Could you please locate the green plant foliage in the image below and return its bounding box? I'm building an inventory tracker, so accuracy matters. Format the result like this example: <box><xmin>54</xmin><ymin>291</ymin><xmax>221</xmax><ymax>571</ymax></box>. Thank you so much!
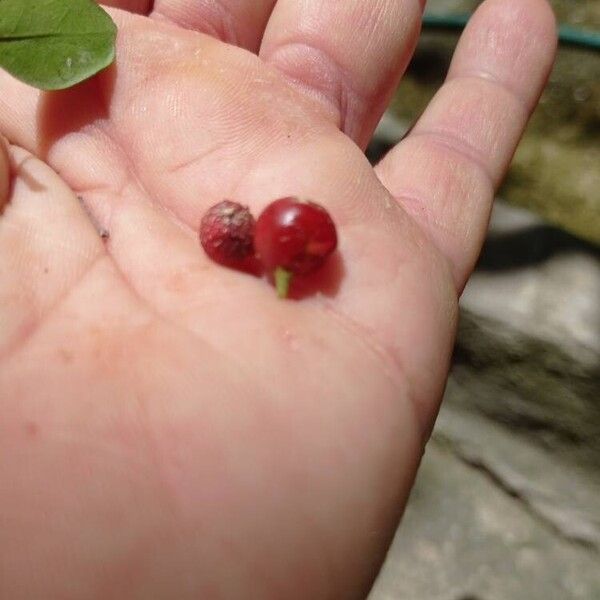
<box><xmin>0</xmin><ymin>0</ymin><xmax>116</xmax><ymax>90</ymax></box>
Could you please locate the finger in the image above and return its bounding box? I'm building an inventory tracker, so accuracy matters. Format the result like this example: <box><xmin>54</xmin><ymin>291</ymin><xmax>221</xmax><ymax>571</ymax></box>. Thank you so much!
<box><xmin>0</xmin><ymin>63</ymin><xmax>39</xmax><ymax>151</ymax></box>
<box><xmin>151</xmin><ymin>0</ymin><xmax>277</xmax><ymax>52</ymax></box>
<box><xmin>260</xmin><ymin>0</ymin><xmax>424</xmax><ymax>148</ymax></box>
<box><xmin>101</xmin><ymin>0</ymin><xmax>152</xmax><ymax>13</ymax></box>
<box><xmin>0</xmin><ymin>137</ymin><xmax>9</xmax><ymax>212</ymax></box>
<box><xmin>0</xmin><ymin>145</ymin><xmax>104</xmax><ymax>360</ymax></box>
<box><xmin>376</xmin><ymin>0</ymin><xmax>557</xmax><ymax>290</ymax></box>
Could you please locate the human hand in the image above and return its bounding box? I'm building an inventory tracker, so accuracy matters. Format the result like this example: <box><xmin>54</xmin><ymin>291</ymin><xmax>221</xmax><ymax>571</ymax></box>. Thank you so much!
<box><xmin>0</xmin><ymin>0</ymin><xmax>556</xmax><ymax>597</ymax></box>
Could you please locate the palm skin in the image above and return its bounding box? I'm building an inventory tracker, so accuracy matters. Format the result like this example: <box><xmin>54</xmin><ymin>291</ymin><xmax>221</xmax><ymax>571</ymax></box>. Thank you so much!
<box><xmin>0</xmin><ymin>2</ymin><xmax>555</xmax><ymax>598</ymax></box>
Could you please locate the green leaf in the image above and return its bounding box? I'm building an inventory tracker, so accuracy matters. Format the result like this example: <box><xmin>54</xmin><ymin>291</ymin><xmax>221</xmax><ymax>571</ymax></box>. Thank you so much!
<box><xmin>0</xmin><ymin>0</ymin><xmax>117</xmax><ymax>90</ymax></box>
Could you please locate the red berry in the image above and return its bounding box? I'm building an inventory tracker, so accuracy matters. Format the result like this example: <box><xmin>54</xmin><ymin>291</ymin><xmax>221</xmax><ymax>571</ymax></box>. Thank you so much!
<box><xmin>254</xmin><ymin>197</ymin><xmax>338</xmax><ymax>297</ymax></box>
<box><xmin>200</xmin><ymin>200</ymin><xmax>255</xmax><ymax>266</ymax></box>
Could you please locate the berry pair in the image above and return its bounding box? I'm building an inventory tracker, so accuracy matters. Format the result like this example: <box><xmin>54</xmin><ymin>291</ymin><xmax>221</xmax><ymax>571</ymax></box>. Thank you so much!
<box><xmin>200</xmin><ymin>197</ymin><xmax>338</xmax><ymax>298</ymax></box>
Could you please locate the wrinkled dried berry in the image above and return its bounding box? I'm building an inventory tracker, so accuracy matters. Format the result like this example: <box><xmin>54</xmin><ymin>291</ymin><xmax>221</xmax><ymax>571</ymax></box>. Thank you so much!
<box><xmin>200</xmin><ymin>200</ymin><xmax>255</xmax><ymax>265</ymax></box>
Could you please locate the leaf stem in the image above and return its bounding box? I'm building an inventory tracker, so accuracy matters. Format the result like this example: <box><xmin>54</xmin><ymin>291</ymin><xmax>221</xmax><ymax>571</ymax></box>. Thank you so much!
<box><xmin>275</xmin><ymin>267</ymin><xmax>292</xmax><ymax>299</ymax></box>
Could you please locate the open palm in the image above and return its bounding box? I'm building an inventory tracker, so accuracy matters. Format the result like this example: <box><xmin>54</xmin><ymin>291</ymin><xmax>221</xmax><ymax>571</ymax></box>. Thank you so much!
<box><xmin>0</xmin><ymin>0</ymin><xmax>555</xmax><ymax>597</ymax></box>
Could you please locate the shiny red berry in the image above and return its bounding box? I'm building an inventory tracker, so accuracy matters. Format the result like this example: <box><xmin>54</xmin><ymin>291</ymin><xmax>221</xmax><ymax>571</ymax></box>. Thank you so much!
<box><xmin>254</xmin><ymin>197</ymin><xmax>338</xmax><ymax>298</ymax></box>
<box><xmin>200</xmin><ymin>200</ymin><xmax>255</xmax><ymax>266</ymax></box>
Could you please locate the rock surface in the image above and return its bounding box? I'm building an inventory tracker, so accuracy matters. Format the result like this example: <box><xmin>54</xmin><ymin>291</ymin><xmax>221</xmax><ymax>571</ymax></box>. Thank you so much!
<box><xmin>370</xmin><ymin>202</ymin><xmax>600</xmax><ymax>600</ymax></box>
<box><xmin>367</xmin><ymin>199</ymin><xmax>600</xmax><ymax>599</ymax></box>
<box><xmin>455</xmin><ymin>201</ymin><xmax>600</xmax><ymax>468</ymax></box>
<box><xmin>369</xmin><ymin>438</ymin><xmax>600</xmax><ymax>600</ymax></box>
<box><xmin>367</xmin><ymin>3</ymin><xmax>599</xmax><ymax>597</ymax></box>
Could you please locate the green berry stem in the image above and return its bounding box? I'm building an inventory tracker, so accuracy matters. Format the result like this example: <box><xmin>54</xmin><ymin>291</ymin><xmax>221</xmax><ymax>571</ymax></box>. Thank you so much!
<box><xmin>275</xmin><ymin>267</ymin><xmax>293</xmax><ymax>299</ymax></box>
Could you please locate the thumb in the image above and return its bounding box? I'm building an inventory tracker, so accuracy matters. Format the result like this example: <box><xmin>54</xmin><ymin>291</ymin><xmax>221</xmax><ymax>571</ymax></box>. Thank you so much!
<box><xmin>0</xmin><ymin>136</ymin><xmax>9</xmax><ymax>212</ymax></box>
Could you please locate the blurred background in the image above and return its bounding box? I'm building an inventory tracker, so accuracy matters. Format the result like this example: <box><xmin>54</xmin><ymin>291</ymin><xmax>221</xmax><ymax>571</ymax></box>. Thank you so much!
<box><xmin>367</xmin><ymin>1</ymin><xmax>600</xmax><ymax>599</ymax></box>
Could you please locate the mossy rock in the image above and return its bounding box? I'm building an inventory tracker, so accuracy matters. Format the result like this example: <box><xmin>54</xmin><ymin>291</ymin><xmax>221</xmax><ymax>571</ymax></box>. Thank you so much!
<box><xmin>389</xmin><ymin>0</ymin><xmax>600</xmax><ymax>244</ymax></box>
